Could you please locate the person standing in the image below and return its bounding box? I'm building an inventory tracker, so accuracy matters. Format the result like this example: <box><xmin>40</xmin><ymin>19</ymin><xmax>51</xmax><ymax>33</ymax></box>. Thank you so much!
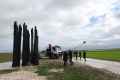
<box><xmin>74</xmin><ymin>50</ymin><xmax>78</xmax><ymax>60</ymax></box>
<box><xmin>78</xmin><ymin>50</ymin><xmax>82</xmax><ymax>60</ymax></box>
<box><xmin>63</xmin><ymin>51</ymin><xmax>68</xmax><ymax>66</ymax></box>
<box><xmin>83</xmin><ymin>51</ymin><xmax>86</xmax><ymax>62</ymax></box>
<box><xmin>48</xmin><ymin>44</ymin><xmax>52</xmax><ymax>59</ymax></box>
<box><xmin>68</xmin><ymin>50</ymin><xmax>73</xmax><ymax>65</ymax></box>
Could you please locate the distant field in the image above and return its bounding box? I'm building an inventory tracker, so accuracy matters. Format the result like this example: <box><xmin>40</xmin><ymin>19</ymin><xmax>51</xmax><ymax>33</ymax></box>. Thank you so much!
<box><xmin>0</xmin><ymin>53</ymin><xmax>12</xmax><ymax>63</ymax></box>
<box><xmin>87</xmin><ymin>49</ymin><xmax>120</xmax><ymax>61</ymax></box>
<box><xmin>0</xmin><ymin>49</ymin><xmax>120</xmax><ymax>63</ymax></box>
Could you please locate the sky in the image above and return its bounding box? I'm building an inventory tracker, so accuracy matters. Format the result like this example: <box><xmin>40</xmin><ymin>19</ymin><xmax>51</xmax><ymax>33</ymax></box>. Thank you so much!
<box><xmin>0</xmin><ymin>0</ymin><xmax>120</xmax><ymax>52</ymax></box>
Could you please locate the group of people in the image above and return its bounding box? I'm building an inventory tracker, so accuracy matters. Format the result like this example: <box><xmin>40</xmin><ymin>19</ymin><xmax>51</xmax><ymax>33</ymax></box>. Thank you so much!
<box><xmin>74</xmin><ymin>50</ymin><xmax>87</xmax><ymax>61</ymax></box>
<box><xmin>63</xmin><ymin>50</ymin><xmax>87</xmax><ymax>66</ymax></box>
<box><xmin>63</xmin><ymin>50</ymin><xmax>73</xmax><ymax>66</ymax></box>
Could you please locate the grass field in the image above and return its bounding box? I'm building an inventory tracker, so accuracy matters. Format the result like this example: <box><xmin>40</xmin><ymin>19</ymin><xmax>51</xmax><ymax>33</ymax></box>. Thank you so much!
<box><xmin>0</xmin><ymin>53</ymin><xmax>12</xmax><ymax>63</ymax></box>
<box><xmin>87</xmin><ymin>49</ymin><xmax>120</xmax><ymax>61</ymax></box>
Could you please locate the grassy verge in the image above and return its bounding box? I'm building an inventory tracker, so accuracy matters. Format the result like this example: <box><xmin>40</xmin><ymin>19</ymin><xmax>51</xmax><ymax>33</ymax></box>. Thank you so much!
<box><xmin>86</xmin><ymin>49</ymin><xmax>120</xmax><ymax>61</ymax></box>
<box><xmin>36</xmin><ymin>59</ymin><xmax>120</xmax><ymax>80</ymax></box>
<box><xmin>0</xmin><ymin>53</ymin><xmax>12</xmax><ymax>63</ymax></box>
<box><xmin>35</xmin><ymin>59</ymin><xmax>63</xmax><ymax>75</ymax></box>
<box><xmin>0</xmin><ymin>69</ymin><xmax>18</xmax><ymax>74</ymax></box>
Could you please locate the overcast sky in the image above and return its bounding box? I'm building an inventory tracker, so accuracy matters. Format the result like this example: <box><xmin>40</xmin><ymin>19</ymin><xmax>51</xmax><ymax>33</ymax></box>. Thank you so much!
<box><xmin>0</xmin><ymin>0</ymin><xmax>120</xmax><ymax>52</ymax></box>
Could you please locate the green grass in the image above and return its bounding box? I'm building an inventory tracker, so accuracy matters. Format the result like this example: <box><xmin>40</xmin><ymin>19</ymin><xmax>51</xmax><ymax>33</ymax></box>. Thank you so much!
<box><xmin>36</xmin><ymin>59</ymin><xmax>120</xmax><ymax>80</ymax></box>
<box><xmin>87</xmin><ymin>49</ymin><xmax>120</xmax><ymax>61</ymax></box>
<box><xmin>35</xmin><ymin>59</ymin><xmax>63</xmax><ymax>75</ymax></box>
<box><xmin>51</xmin><ymin>66</ymin><xmax>119</xmax><ymax>80</ymax></box>
<box><xmin>0</xmin><ymin>53</ymin><xmax>12</xmax><ymax>63</ymax></box>
<box><xmin>35</xmin><ymin>65</ymin><xmax>49</xmax><ymax>75</ymax></box>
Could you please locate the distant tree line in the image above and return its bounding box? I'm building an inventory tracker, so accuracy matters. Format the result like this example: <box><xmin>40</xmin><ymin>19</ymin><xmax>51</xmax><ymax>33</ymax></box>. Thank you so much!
<box><xmin>12</xmin><ymin>21</ymin><xmax>39</xmax><ymax>67</ymax></box>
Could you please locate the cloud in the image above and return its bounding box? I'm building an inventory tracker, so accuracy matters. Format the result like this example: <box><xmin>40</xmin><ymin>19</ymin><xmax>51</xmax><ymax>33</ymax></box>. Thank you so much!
<box><xmin>0</xmin><ymin>0</ymin><xmax>120</xmax><ymax>52</ymax></box>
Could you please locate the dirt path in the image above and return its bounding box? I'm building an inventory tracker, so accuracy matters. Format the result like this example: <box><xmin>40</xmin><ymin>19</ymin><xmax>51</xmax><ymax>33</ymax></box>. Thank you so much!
<box><xmin>73</xmin><ymin>58</ymin><xmax>120</xmax><ymax>74</ymax></box>
<box><xmin>0</xmin><ymin>61</ymin><xmax>12</xmax><ymax>70</ymax></box>
<box><xmin>0</xmin><ymin>70</ymin><xmax>47</xmax><ymax>80</ymax></box>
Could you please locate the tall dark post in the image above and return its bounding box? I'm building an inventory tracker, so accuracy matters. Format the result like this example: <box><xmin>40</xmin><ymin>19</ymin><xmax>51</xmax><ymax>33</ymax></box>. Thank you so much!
<box><xmin>35</xmin><ymin>32</ymin><xmax>39</xmax><ymax>63</ymax></box>
<box><xmin>27</xmin><ymin>28</ymin><xmax>30</xmax><ymax>65</ymax></box>
<box><xmin>22</xmin><ymin>23</ymin><xmax>30</xmax><ymax>66</ymax></box>
<box><xmin>16</xmin><ymin>24</ymin><xmax>22</xmax><ymax>66</ymax></box>
<box><xmin>30</xmin><ymin>28</ymin><xmax>34</xmax><ymax>64</ymax></box>
<box><xmin>22</xmin><ymin>23</ymin><xmax>26</xmax><ymax>66</ymax></box>
<box><xmin>12</xmin><ymin>21</ymin><xmax>18</xmax><ymax>67</ymax></box>
<box><xmin>33</xmin><ymin>26</ymin><xmax>39</xmax><ymax>65</ymax></box>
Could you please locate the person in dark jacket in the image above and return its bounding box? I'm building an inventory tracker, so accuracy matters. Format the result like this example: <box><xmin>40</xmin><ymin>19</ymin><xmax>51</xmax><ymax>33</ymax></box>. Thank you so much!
<box><xmin>78</xmin><ymin>51</ymin><xmax>82</xmax><ymax>60</ymax></box>
<box><xmin>68</xmin><ymin>50</ymin><xmax>73</xmax><ymax>65</ymax></box>
<box><xmin>83</xmin><ymin>51</ymin><xmax>86</xmax><ymax>62</ymax></box>
<box><xmin>74</xmin><ymin>50</ymin><xmax>78</xmax><ymax>60</ymax></box>
<box><xmin>63</xmin><ymin>51</ymin><xmax>68</xmax><ymax>66</ymax></box>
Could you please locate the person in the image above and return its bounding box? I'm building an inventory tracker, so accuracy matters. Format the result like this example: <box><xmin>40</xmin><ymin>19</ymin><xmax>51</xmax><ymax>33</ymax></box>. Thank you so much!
<box><xmin>74</xmin><ymin>50</ymin><xmax>78</xmax><ymax>60</ymax></box>
<box><xmin>78</xmin><ymin>51</ymin><xmax>82</xmax><ymax>60</ymax></box>
<box><xmin>48</xmin><ymin>44</ymin><xmax>52</xmax><ymax>59</ymax></box>
<box><xmin>68</xmin><ymin>50</ymin><xmax>73</xmax><ymax>65</ymax></box>
<box><xmin>63</xmin><ymin>51</ymin><xmax>68</xmax><ymax>66</ymax></box>
<box><xmin>52</xmin><ymin>47</ymin><xmax>58</xmax><ymax>59</ymax></box>
<box><xmin>83</xmin><ymin>51</ymin><xmax>86</xmax><ymax>62</ymax></box>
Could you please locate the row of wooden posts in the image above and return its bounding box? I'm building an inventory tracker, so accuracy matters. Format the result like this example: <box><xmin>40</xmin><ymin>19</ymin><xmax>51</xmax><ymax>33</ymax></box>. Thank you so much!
<box><xmin>12</xmin><ymin>21</ymin><xmax>39</xmax><ymax>67</ymax></box>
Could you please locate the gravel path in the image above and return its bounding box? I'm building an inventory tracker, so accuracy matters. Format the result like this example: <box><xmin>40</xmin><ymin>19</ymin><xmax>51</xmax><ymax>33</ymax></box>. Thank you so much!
<box><xmin>0</xmin><ymin>70</ymin><xmax>47</xmax><ymax>80</ymax></box>
<box><xmin>0</xmin><ymin>61</ymin><xmax>47</xmax><ymax>80</ymax></box>
<box><xmin>73</xmin><ymin>58</ymin><xmax>120</xmax><ymax>74</ymax></box>
<box><xmin>0</xmin><ymin>61</ymin><xmax>12</xmax><ymax>70</ymax></box>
